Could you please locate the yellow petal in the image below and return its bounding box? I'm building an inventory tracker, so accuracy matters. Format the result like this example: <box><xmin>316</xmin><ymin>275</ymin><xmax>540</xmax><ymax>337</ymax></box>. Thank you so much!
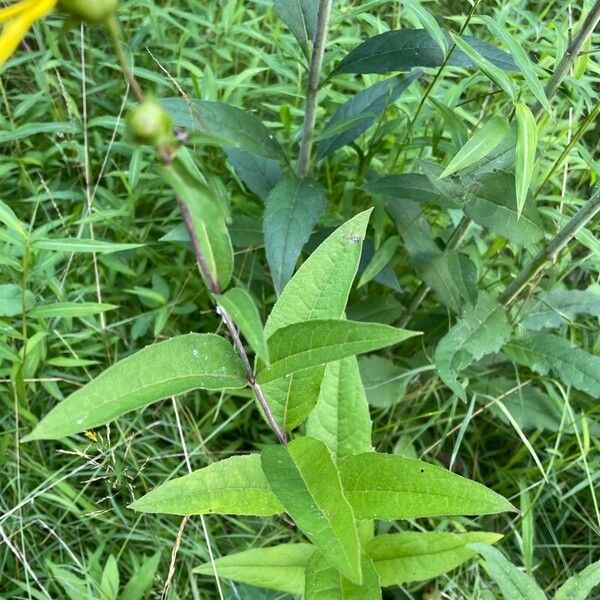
<box><xmin>0</xmin><ymin>0</ymin><xmax>38</xmax><ymax>22</ymax></box>
<box><xmin>0</xmin><ymin>0</ymin><xmax>56</xmax><ymax>66</ymax></box>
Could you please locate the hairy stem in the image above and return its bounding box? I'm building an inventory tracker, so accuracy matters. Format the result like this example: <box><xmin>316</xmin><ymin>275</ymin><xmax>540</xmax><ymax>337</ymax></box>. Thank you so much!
<box><xmin>296</xmin><ymin>0</ymin><xmax>333</xmax><ymax>178</ymax></box>
<box><xmin>499</xmin><ymin>186</ymin><xmax>600</xmax><ymax>307</ymax></box>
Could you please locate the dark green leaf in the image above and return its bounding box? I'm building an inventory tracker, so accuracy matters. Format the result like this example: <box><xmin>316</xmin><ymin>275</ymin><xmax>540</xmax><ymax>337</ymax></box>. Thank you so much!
<box><xmin>273</xmin><ymin>0</ymin><xmax>317</xmax><ymax>47</ymax></box>
<box><xmin>225</xmin><ymin>148</ymin><xmax>283</xmax><ymax>200</ymax></box>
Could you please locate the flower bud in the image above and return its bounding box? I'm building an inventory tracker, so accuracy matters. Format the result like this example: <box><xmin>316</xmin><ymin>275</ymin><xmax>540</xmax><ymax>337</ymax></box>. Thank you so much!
<box><xmin>58</xmin><ymin>0</ymin><xmax>119</xmax><ymax>24</ymax></box>
<box><xmin>126</xmin><ymin>98</ymin><xmax>174</xmax><ymax>146</ymax></box>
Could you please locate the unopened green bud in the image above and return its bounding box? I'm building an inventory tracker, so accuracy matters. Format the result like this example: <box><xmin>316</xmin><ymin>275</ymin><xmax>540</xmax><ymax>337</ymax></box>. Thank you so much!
<box><xmin>58</xmin><ymin>0</ymin><xmax>119</xmax><ymax>24</ymax></box>
<box><xmin>126</xmin><ymin>98</ymin><xmax>174</xmax><ymax>146</ymax></box>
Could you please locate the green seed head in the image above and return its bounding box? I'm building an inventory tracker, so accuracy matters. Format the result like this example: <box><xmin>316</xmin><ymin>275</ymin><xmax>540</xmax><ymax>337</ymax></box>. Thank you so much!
<box><xmin>58</xmin><ymin>0</ymin><xmax>119</xmax><ymax>24</ymax></box>
<box><xmin>126</xmin><ymin>98</ymin><xmax>174</xmax><ymax>146</ymax></box>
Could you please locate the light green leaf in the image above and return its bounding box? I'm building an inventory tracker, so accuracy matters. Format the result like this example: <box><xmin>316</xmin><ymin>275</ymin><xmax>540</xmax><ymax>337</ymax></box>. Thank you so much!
<box><xmin>429</xmin><ymin>98</ymin><xmax>468</xmax><ymax>148</ymax></box>
<box><xmin>434</xmin><ymin>292</ymin><xmax>512</xmax><ymax>401</ymax></box>
<box><xmin>554</xmin><ymin>560</ymin><xmax>600</xmax><ymax>600</ymax></box>
<box><xmin>339</xmin><ymin>452</ymin><xmax>516</xmax><ymax>520</ymax></box>
<box><xmin>129</xmin><ymin>454</ymin><xmax>282</xmax><ymax>516</ymax></box>
<box><xmin>358</xmin><ymin>355</ymin><xmax>408</xmax><ymax>408</ymax></box>
<box><xmin>27</xmin><ymin>302</ymin><xmax>117</xmax><ymax>320</ymax></box>
<box><xmin>439</xmin><ymin>116</ymin><xmax>511</xmax><ymax>179</ymax></box>
<box><xmin>504</xmin><ymin>333</ymin><xmax>600</xmax><ymax>398</ymax></box>
<box><xmin>449</xmin><ymin>33</ymin><xmax>516</xmax><ymax>99</ymax></box>
<box><xmin>261</xmin><ymin>210</ymin><xmax>371</xmax><ymax>430</ymax></box>
<box><xmin>257</xmin><ymin>320</ymin><xmax>419</xmax><ymax>384</ymax></box>
<box><xmin>159</xmin><ymin>154</ymin><xmax>233</xmax><ymax>290</ymax></box>
<box><xmin>469</xmin><ymin>544</ymin><xmax>547</xmax><ymax>600</ymax></box>
<box><xmin>31</xmin><ymin>239</ymin><xmax>142</xmax><ymax>254</ymax></box>
<box><xmin>100</xmin><ymin>555</ymin><xmax>119</xmax><ymax>600</ymax></box>
<box><xmin>121</xmin><ymin>552</ymin><xmax>161</xmax><ymax>600</ymax></box>
<box><xmin>0</xmin><ymin>284</ymin><xmax>34</xmax><ymax>317</ymax></box>
<box><xmin>367</xmin><ymin>531</ymin><xmax>502</xmax><ymax>586</ymax></box>
<box><xmin>306</xmin><ymin>357</ymin><xmax>373</xmax><ymax>461</ymax></box>
<box><xmin>216</xmin><ymin>288</ymin><xmax>269</xmax><ymax>364</ymax></box>
<box><xmin>48</xmin><ymin>563</ymin><xmax>88</xmax><ymax>600</ymax></box>
<box><xmin>0</xmin><ymin>199</ymin><xmax>27</xmax><ymax>238</ymax></box>
<box><xmin>358</xmin><ymin>236</ymin><xmax>400</xmax><ymax>288</ymax></box>
<box><xmin>514</xmin><ymin>103</ymin><xmax>538</xmax><ymax>218</ymax></box>
<box><xmin>480</xmin><ymin>16</ymin><xmax>551</xmax><ymax>113</ymax></box>
<box><xmin>305</xmin><ymin>551</ymin><xmax>381</xmax><ymax>600</ymax></box>
<box><xmin>263</xmin><ymin>174</ymin><xmax>326</xmax><ymax>295</ymax></box>
<box><xmin>194</xmin><ymin>544</ymin><xmax>314</xmax><ymax>594</ymax></box>
<box><xmin>23</xmin><ymin>334</ymin><xmax>246</xmax><ymax>442</ymax></box>
<box><xmin>404</xmin><ymin>0</ymin><xmax>447</xmax><ymax>54</ymax></box>
<box><xmin>261</xmin><ymin>437</ymin><xmax>362</xmax><ymax>584</ymax></box>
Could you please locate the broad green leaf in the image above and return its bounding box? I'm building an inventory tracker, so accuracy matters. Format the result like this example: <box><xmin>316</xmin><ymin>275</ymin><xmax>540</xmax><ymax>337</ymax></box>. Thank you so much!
<box><xmin>317</xmin><ymin>73</ymin><xmax>420</xmax><ymax>159</ymax></box>
<box><xmin>554</xmin><ymin>560</ymin><xmax>600</xmax><ymax>600</ymax></box>
<box><xmin>439</xmin><ymin>116</ymin><xmax>511</xmax><ymax>178</ymax></box>
<box><xmin>333</xmin><ymin>29</ymin><xmax>517</xmax><ymax>75</ymax></box>
<box><xmin>100</xmin><ymin>555</ymin><xmax>119</xmax><ymax>600</ymax></box>
<box><xmin>0</xmin><ymin>284</ymin><xmax>34</xmax><ymax>317</ymax></box>
<box><xmin>358</xmin><ymin>355</ymin><xmax>408</xmax><ymax>408</ymax></box>
<box><xmin>48</xmin><ymin>563</ymin><xmax>89</xmax><ymax>600</ymax></box>
<box><xmin>514</xmin><ymin>103</ymin><xmax>538</xmax><ymax>218</ymax></box>
<box><xmin>194</xmin><ymin>544</ymin><xmax>314</xmax><ymax>594</ymax></box>
<box><xmin>305</xmin><ymin>551</ymin><xmax>381</xmax><ymax>600</ymax></box>
<box><xmin>159</xmin><ymin>155</ymin><xmax>233</xmax><ymax>290</ymax></box>
<box><xmin>129</xmin><ymin>454</ymin><xmax>282</xmax><ymax>516</ymax></box>
<box><xmin>469</xmin><ymin>544</ymin><xmax>547</xmax><ymax>600</ymax></box>
<box><xmin>161</xmin><ymin>99</ymin><xmax>284</xmax><ymax>160</ymax></box>
<box><xmin>257</xmin><ymin>320</ymin><xmax>419</xmax><ymax>383</ymax></box>
<box><xmin>23</xmin><ymin>334</ymin><xmax>246</xmax><ymax>442</ymax></box>
<box><xmin>121</xmin><ymin>552</ymin><xmax>161</xmax><ymax>600</ymax></box>
<box><xmin>358</xmin><ymin>236</ymin><xmax>400</xmax><ymax>288</ymax></box>
<box><xmin>273</xmin><ymin>0</ymin><xmax>317</xmax><ymax>47</ymax></box>
<box><xmin>434</xmin><ymin>292</ymin><xmax>512</xmax><ymax>401</ymax></box>
<box><xmin>504</xmin><ymin>333</ymin><xmax>600</xmax><ymax>398</ymax></box>
<box><xmin>480</xmin><ymin>16</ymin><xmax>551</xmax><ymax>113</ymax></box>
<box><xmin>31</xmin><ymin>239</ymin><xmax>142</xmax><ymax>254</ymax></box>
<box><xmin>339</xmin><ymin>452</ymin><xmax>515</xmax><ymax>520</ymax></box>
<box><xmin>263</xmin><ymin>175</ymin><xmax>326</xmax><ymax>295</ymax></box>
<box><xmin>306</xmin><ymin>357</ymin><xmax>373</xmax><ymax>461</ymax></box>
<box><xmin>386</xmin><ymin>199</ymin><xmax>476</xmax><ymax>312</ymax></box>
<box><xmin>216</xmin><ymin>288</ymin><xmax>269</xmax><ymax>364</ymax></box>
<box><xmin>521</xmin><ymin>288</ymin><xmax>600</xmax><ymax>330</ymax></box>
<box><xmin>225</xmin><ymin>148</ymin><xmax>283</xmax><ymax>201</ymax></box>
<box><xmin>0</xmin><ymin>199</ymin><xmax>27</xmax><ymax>238</ymax></box>
<box><xmin>449</xmin><ymin>33</ymin><xmax>515</xmax><ymax>99</ymax></box>
<box><xmin>404</xmin><ymin>0</ymin><xmax>447</xmax><ymax>54</ymax></box>
<box><xmin>27</xmin><ymin>302</ymin><xmax>117</xmax><ymax>319</ymax></box>
<box><xmin>463</xmin><ymin>170</ymin><xmax>544</xmax><ymax>245</ymax></box>
<box><xmin>367</xmin><ymin>531</ymin><xmax>502</xmax><ymax>586</ymax></box>
<box><xmin>261</xmin><ymin>437</ymin><xmax>362</xmax><ymax>584</ymax></box>
<box><xmin>363</xmin><ymin>173</ymin><xmax>459</xmax><ymax>210</ymax></box>
<box><xmin>261</xmin><ymin>210</ymin><xmax>371</xmax><ymax>430</ymax></box>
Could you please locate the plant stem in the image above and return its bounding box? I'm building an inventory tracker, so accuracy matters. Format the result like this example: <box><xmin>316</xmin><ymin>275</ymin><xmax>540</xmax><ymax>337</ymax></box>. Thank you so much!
<box><xmin>296</xmin><ymin>0</ymin><xmax>333</xmax><ymax>178</ymax></box>
<box><xmin>499</xmin><ymin>186</ymin><xmax>600</xmax><ymax>307</ymax></box>
<box><xmin>106</xmin><ymin>16</ymin><xmax>144</xmax><ymax>103</ymax></box>
<box><xmin>534</xmin><ymin>0</ymin><xmax>600</xmax><ymax>118</ymax></box>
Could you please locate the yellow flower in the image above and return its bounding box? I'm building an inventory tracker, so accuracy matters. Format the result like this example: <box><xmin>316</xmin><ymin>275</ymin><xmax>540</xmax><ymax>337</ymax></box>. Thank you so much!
<box><xmin>0</xmin><ymin>0</ymin><xmax>57</xmax><ymax>66</ymax></box>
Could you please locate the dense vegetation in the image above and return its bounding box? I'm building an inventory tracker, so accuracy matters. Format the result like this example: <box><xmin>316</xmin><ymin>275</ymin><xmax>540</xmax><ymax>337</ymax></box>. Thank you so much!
<box><xmin>2</xmin><ymin>0</ymin><xmax>600</xmax><ymax>598</ymax></box>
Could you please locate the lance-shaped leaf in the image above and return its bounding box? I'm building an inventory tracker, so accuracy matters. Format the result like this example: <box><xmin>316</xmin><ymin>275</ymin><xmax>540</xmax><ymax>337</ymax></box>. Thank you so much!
<box><xmin>439</xmin><ymin>116</ymin><xmax>511</xmax><ymax>178</ymax></box>
<box><xmin>404</xmin><ymin>0</ymin><xmax>447</xmax><ymax>54</ymax></box>
<box><xmin>129</xmin><ymin>454</ymin><xmax>282</xmax><ymax>516</ymax></box>
<box><xmin>358</xmin><ymin>236</ymin><xmax>400</xmax><ymax>288</ymax></box>
<box><xmin>554</xmin><ymin>560</ymin><xmax>600</xmax><ymax>600</ymax></box>
<box><xmin>273</xmin><ymin>0</ymin><xmax>317</xmax><ymax>48</ymax></box>
<box><xmin>306</xmin><ymin>357</ymin><xmax>372</xmax><ymax>461</ymax></box>
<box><xmin>367</xmin><ymin>531</ymin><xmax>502</xmax><ymax>586</ymax></box>
<box><xmin>469</xmin><ymin>544</ymin><xmax>547</xmax><ymax>600</ymax></box>
<box><xmin>121</xmin><ymin>552</ymin><xmax>161</xmax><ymax>600</ymax></box>
<box><xmin>194</xmin><ymin>544</ymin><xmax>314</xmax><ymax>595</ymax></box>
<box><xmin>305</xmin><ymin>551</ymin><xmax>381</xmax><ymax>600</ymax></box>
<box><xmin>27</xmin><ymin>302</ymin><xmax>117</xmax><ymax>320</ymax></box>
<box><xmin>434</xmin><ymin>292</ymin><xmax>512</xmax><ymax>401</ymax></box>
<box><xmin>317</xmin><ymin>73</ymin><xmax>420</xmax><ymax>159</ymax></box>
<box><xmin>504</xmin><ymin>333</ymin><xmax>600</xmax><ymax>398</ymax></box>
<box><xmin>160</xmin><ymin>155</ymin><xmax>233</xmax><ymax>290</ymax></box>
<box><xmin>339</xmin><ymin>453</ymin><xmax>515</xmax><ymax>520</ymax></box>
<box><xmin>216</xmin><ymin>288</ymin><xmax>269</xmax><ymax>364</ymax></box>
<box><xmin>31</xmin><ymin>239</ymin><xmax>142</xmax><ymax>254</ymax></box>
<box><xmin>23</xmin><ymin>334</ymin><xmax>246</xmax><ymax>442</ymax></box>
<box><xmin>261</xmin><ymin>210</ymin><xmax>371</xmax><ymax>430</ymax></box>
<box><xmin>225</xmin><ymin>148</ymin><xmax>283</xmax><ymax>201</ymax></box>
<box><xmin>261</xmin><ymin>437</ymin><xmax>362</xmax><ymax>584</ymax></box>
<box><xmin>257</xmin><ymin>320</ymin><xmax>419</xmax><ymax>383</ymax></box>
<box><xmin>514</xmin><ymin>102</ymin><xmax>538</xmax><ymax>218</ymax></box>
<box><xmin>161</xmin><ymin>99</ymin><xmax>284</xmax><ymax>160</ymax></box>
<box><xmin>263</xmin><ymin>175</ymin><xmax>326</xmax><ymax>295</ymax></box>
<box><xmin>333</xmin><ymin>29</ymin><xmax>517</xmax><ymax>75</ymax></box>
